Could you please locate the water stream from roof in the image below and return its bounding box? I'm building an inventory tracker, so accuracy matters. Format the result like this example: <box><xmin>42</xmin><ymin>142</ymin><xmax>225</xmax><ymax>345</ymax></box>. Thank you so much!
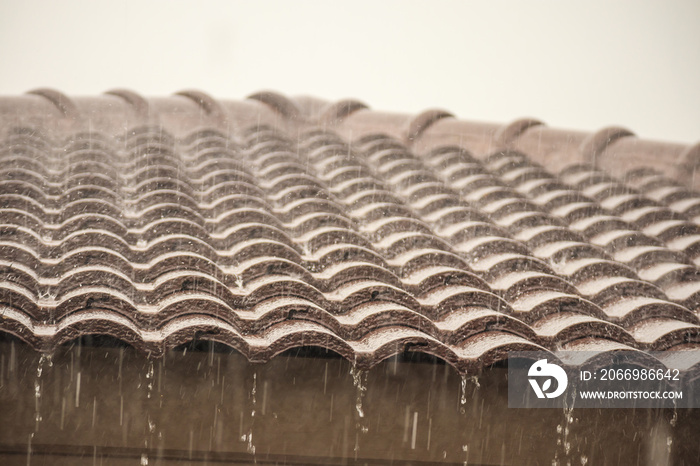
<box><xmin>240</xmin><ymin>370</ymin><xmax>257</xmax><ymax>458</ymax></box>
<box><xmin>141</xmin><ymin>358</ymin><xmax>156</xmax><ymax>466</ymax></box>
<box><xmin>350</xmin><ymin>363</ymin><xmax>368</xmax><ymax>458</ymax></box>
<box><xmin>459</xmin><ymin>374</ymin><xmax>468</xmax><ymax>415</ymax></box>
<box><xmin>554</xmin><ymin>391</ymin><xmax>576</xmax><ymax>465</ymax></box>
<box><xmin>34</xmin><ymin>353</ymin><xmax>52</xmax><ymax>432</ymax></box>
<box><xmin>459</xmin><ymin>373</ymin><xmax>480</xmax><ymax>415</ymax></box>
<box><xmin>458</xmin><ymin>372</ymin><xmax>481</xmax><ymax>463</ymax></box>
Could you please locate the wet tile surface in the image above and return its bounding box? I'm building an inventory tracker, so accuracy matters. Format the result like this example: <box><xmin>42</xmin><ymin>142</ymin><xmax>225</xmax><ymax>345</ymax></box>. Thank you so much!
<box><xmin>1</xmin><ymin>91</ymin><xmax>700</xmax><ymax>373</ymax></box>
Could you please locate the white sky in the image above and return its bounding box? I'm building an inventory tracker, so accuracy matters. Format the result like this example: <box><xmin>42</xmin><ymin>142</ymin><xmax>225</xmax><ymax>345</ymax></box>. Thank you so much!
<box><xmin>0</xmin><ymin>0</ymin><xmax>698</xmax><ymax>143</ymax></box>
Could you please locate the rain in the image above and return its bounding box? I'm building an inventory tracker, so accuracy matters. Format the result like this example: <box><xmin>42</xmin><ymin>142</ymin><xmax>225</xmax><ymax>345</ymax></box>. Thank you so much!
<box><xmin>1</xmin><ymin>2</ymin><xmax>700</xmax><ymax>465</ymax></box>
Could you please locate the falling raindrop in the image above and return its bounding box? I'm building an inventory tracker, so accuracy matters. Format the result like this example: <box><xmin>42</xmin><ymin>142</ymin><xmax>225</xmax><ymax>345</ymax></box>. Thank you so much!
<box><xmin>261</xmin><ymin>380</ymin><xmax>268</xmax><ymax>416</ymax></box>
<box><xmin>669</xmin><ymin>407</ymin><xmax>678</xmax><ymax>427</ymax></box>
<box><xmin>9</xmin><ymin>340</ymin><xmax>15</xmax><ymax>373</ymax></box>
<box><xmin>410</xmin><ymin>411</ymin><xmax>418</xmax><ymax>450</ymax></box>
<box><xmin>92</xmin><ymin>397</ymin><xmax>97</xmax><ymax>428</ymax></box>
<box><xmin>426</xmin><ymin>417</ymin><xmax>432</xmax><ymax>451</ymax></box>
<box><xmin>323</xmin><ymin>362</ymin><xmax>328</xmax><ymax>395</ymax></box>
<box><xmin>75</xmin><ymin>371</ymin><xmax>81</xmax><ymax>407</ymax></box>
<box><xmin>118</xmin><ymin>347</ymin><xmax>124</xmax><ymax>389</ymax></box>
<box><xmin>27</xmin><ymin>433</ymin><xmax>33</xmax><ymax>466</ymax></box>
<box><xmin>60</xmin><ymin>398</ymin><xmax>65</xmax><ymax>430</ymax></box>
<box><xmin>459</xmin><ymin>374</ymin><xmax>468</xmax><ymax>414</ymax></box>
<box><xmin>146</xmin><ymin>360</ymin><xmax>154</xmax><ymax>399</ymax></box>
<box><xmin>402</xmin><ymin>406</ymin><xmax>410</xmax><ymax>444</ymax></box>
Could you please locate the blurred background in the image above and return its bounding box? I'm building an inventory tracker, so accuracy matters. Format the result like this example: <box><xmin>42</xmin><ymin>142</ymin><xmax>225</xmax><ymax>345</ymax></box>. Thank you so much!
<box><xmin>0</xmin><ymin>0</ymin><xmax>698</xmax><ymax>142</ymax></box>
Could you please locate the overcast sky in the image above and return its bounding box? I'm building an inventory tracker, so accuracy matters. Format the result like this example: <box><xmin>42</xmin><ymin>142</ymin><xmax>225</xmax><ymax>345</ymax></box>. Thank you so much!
<box><xmin>0</xmin><ymin>0</ymin><xmax>698</xmax><ymax>143</ymax></box>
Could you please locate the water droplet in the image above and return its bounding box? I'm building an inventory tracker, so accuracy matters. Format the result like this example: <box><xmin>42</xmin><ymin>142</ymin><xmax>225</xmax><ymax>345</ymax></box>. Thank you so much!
<box><xmin>146</xmin><ymin>360</ymin><xmax>154</xmax><ymax>399</ymax></box>
<box><xmin>469</xmin><ymin>375</ymin><xmax>480</xmax><ymax>389</ymax></box>
<box><xmin>246</xmin><ymin>433</ymin><xmax>255</xmax><ymax>454</ymax></box>
<box><xmin>140</xmin><ymin>453</ymin><xmax>148</xmax><ymax>465</ymax></box>
<box><xmin>462</xmin><ymin>444</ymin><xmax>469</xmax><ymax>465</ymax></box>
<box><xmin>36</xmin><ymin>354</ymin><xmax>51</xmax><ymax>378</ymax></box>
<box><xmin>670</xmin><ymin>409</ymin><xmax>678</xmax><ymax>427</ymax></box>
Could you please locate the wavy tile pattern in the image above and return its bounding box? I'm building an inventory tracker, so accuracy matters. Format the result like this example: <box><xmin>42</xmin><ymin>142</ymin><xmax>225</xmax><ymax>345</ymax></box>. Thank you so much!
<box><xmin>1</xmin><ymin>94</ymin><xmax>699</xmax><ymax>372</ymax></box>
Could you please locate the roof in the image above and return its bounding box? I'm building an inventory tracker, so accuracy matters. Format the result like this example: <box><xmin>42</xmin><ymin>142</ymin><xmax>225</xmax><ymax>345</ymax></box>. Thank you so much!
<box><xmin>1</xmin><ymin>88</ymin><xmax>700</xmax><ymax>373</ymax></box>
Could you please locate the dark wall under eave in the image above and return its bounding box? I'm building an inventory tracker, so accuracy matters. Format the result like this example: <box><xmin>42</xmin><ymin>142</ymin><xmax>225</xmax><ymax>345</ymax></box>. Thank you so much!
<box><xmin>0</xmin><ymin>341</ymin><xmax>696</xmax><ymax>465</ymax></box>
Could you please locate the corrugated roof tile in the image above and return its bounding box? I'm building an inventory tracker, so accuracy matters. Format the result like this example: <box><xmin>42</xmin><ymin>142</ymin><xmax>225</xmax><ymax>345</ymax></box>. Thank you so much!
<box><xmin>0</xmin><ymin>89</ymin><xmax>699</xmax><ymax>372</ymax></box>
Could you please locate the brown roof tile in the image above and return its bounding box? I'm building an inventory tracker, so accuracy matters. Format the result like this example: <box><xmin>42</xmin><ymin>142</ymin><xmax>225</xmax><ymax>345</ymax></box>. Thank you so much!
<box><xmin>0</xmin><ymin>89</ymin><xmax>699</xmax><ymax>372</ymax></box>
